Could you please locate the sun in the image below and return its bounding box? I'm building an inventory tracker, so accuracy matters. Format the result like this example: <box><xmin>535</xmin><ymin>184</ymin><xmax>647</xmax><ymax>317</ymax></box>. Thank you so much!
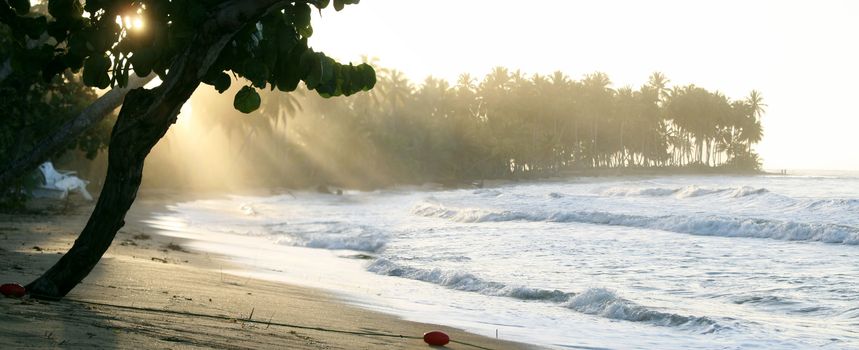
<box><xmin>115</xmin><ymin>14</ymin><xmax>145</xmax><ymax>32</ymax></box>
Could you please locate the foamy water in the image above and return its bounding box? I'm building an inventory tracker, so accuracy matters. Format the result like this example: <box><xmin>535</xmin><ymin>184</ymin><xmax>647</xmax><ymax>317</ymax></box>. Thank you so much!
<box><xmin>147</xmin><ymin>174</ymin><xmax>859</xmax><ymax>349</ymax></box>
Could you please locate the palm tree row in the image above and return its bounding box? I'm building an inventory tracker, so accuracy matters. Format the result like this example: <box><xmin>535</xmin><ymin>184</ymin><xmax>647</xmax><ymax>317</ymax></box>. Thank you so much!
<box><xmin>157</xmin><ymin>63</ymin><xmax>766</xmax><ymax>189</ymax></box>
<box><xmin>278</xmin><ymin>65</ymin><xmax>764</xmax><ymax>184</ymax></box>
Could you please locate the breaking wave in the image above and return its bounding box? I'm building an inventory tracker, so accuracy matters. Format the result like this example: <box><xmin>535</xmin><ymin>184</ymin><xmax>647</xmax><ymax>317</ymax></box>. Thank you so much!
<box><xmin>600</xmin><ymin>185</ymin><xmax>769</xmax><ymax>199</ymax></box>
<box><xmin>800</xmin><ymin>198</ymin><xmax>859</xmax><ymax>211</ymax></box>
<box><xmin>368</xmin><ymin>258</ymin><xmax>718</xmax><ymax>331</ymax></box>
<box><xmin>566</xmin><ymin>288</ymin><xmax>720</xmax><ymax>331</ymax></box>
<box><xmin>368</xmin><ymin>258</ymin><xmax>572</xmax><ymax>301</ymax></box>
<box><xmin>412</xmin><ymin>202</ymin><xmax>859</xmax><ymax>245</ymax></box>
<box><xmin>268</xmin><ymin>222</ymin><xmax>388</xmax><ymax>252</ymax></box>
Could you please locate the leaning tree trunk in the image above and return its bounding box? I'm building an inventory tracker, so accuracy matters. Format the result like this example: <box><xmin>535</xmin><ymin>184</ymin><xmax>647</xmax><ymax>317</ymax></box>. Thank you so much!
<box><xmin>25</xmin><ymin>0</ymin><xmax>288</xmax><ymax>300</ymax></box>
<box><xmin>25</xmin><ymin>86</ymin><xmax>187</xmax><ymax>299</ymax></box>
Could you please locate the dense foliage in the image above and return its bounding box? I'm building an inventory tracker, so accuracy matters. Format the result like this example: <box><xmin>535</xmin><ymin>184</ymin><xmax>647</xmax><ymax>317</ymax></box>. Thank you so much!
<box><xmin>187</xmin><ymin>66</ymin><xmax>765</xmax><ymax>188</ymax></box>
<box><xmin>0</xmin><ymin>0</ymin><xmax>373</xmax><ymax>113</ymax></box>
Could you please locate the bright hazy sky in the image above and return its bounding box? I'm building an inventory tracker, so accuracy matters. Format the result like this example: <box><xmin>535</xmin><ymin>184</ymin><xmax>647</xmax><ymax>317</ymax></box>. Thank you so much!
<box><xmin>310</xmin><ymin>0</ymin><xmax>859</xmax><ymax>171</ymax></box>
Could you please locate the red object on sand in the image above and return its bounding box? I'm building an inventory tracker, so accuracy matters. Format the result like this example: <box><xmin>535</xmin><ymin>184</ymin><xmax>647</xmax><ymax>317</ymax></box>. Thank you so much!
<box><xmin>423</xmin><ymin>330</ymin><xmax>450</xmax><ymax>346</ymax></box>
<box><xmin>0</xmin><ymin>283</ymin><xmax>26</xmax><ymax>298</ymax></box>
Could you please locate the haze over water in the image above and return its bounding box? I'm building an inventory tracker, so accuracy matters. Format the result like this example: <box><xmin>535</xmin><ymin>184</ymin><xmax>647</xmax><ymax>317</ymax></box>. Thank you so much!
<box><xmin>149</xmin><ymin>173</ymin><xmax>859</xmax><ymax>349</ymax></box>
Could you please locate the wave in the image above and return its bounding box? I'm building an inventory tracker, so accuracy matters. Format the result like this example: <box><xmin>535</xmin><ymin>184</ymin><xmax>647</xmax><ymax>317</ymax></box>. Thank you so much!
<box><xmin>566</xmin><ymin>288</ymin><xmax>719</xmax><ymax>330</ymax></box>
<box><xmin>600</xmin><ymin>185</ymin><xmax>769</xmax><ymax>199</ymax></box>
<box><xmin>412</xmin><ymin>202</ymin><xmax>859</xmax><ymax>245</ymax></box>
<box><xmin>727</xmin><ymin>186</ymin><xmax>769</xmax><ymax>198</ymax></box>
<box><xmin>269</xmin><ymin>222</ymin><xmax>387</xmax><ymax>252</ymax></box>
<box><xmin>800</xmin><ymin>198</ymin><xmax>859</xmax><ymax>211</ymax></box>
<box><xmin>368</xmin><ymin>258</ymin><xmax>572</xmax><ymax>302</ymax></box>
<box><xmin>473</xmin><ymin>189</ymin><xmax>503</xmax><ymax>197</ymax></box>
<box><xmin>368</xmin><ymin>258</ymin><xmax>718</xmax><ymax>330</ymax></box>
<box><xmin>601</xmin><ymin>187</ymin><xmax>679</xmax><ymax>197</ymax></box>
<box><xmin>239</xmin><ymin>204</ymin><xmax>257</xmax><ymax>216</ymax></box>
<box><xmin>730</xmin><ymin>295</ymin><xmax>799</xmax><ymax>306</ymax></box>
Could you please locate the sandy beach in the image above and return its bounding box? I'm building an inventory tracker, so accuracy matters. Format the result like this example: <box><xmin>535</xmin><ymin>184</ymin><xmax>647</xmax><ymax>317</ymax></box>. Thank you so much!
<box><xmin>0</xmin><ymin>195</ymin><xmax>537</xmax><ymax>350</ymax></box>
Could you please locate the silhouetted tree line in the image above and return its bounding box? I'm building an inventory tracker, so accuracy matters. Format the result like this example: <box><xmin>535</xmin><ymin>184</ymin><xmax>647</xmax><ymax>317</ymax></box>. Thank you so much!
<box><xmin>224</xmin><ymin>64</ymin><xmax>765</xmax><ymax>187</ymax></box>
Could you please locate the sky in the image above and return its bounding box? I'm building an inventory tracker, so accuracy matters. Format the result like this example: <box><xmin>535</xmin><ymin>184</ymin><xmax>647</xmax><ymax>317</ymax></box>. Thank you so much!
<box><xmin>309</xmin><ymin>0</ymin><xmax>859</xmax><ymax>171</ymax></box>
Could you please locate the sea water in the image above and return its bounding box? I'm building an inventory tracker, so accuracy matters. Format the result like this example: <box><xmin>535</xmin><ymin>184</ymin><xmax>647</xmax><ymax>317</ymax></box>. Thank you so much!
<box><xmin>146</xmin><ymin>173</ymin><xmax>859</xmax><ymax>349</ymax></box>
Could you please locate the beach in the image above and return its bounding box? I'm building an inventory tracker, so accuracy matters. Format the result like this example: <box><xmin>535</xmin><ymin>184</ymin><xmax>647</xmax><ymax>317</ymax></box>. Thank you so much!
<box><xmin>0</xmin><ymin>195</ymin><xmax>535</xmax><ymax>350</ymax></box>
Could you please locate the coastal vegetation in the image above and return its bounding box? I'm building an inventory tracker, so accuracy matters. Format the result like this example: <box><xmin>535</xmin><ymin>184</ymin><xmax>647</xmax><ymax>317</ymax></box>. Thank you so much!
<box><xmin>182</xmin><ymin>65</ymin><xmax>766</xmax><ymax>189</ymax></box>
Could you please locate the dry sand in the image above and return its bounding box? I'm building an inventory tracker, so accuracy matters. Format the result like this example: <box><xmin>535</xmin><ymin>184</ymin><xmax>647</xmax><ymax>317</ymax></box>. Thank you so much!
<box><xmin>0</xmin><ymin>195</ymin><xmax>539</xmax><ymax>349</ymax></box>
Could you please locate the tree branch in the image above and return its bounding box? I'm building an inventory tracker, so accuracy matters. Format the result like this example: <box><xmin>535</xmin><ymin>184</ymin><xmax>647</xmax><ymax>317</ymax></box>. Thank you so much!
<box><xmin>0</xmin><ymin>74</ymin><xmax>154</xmax><ymax>189</ymax></box>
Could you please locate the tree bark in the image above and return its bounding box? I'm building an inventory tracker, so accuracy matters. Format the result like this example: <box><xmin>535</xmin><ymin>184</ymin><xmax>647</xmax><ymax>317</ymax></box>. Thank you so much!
<box><xmin>0</xmin><ymin>74</ymin><xmax>153</xmax><ymax>190</ymax></box>
<box><xmin>25</xmin><ymin>0</ymin><xmax>290</xmax><ymax>300</ymax></box>
<box><xmin>25</xmin><ymin>86</ymin><xmax>179</xmax><ymax>299</ymax></box>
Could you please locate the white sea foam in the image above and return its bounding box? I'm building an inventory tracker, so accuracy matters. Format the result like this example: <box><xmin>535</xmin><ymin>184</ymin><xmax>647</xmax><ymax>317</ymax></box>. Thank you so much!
<box><xmin>412</xmin><ymin>202</ymin><xmax>859</xmax><ymax>244</ymax></box>
<box><xmin>473</xmin><ymin>189</ymin><xmax>503</xmax><ymax>197</ymax></box>
<box><xmin>368</xmin><ymin>258</ymin><xmax>571</xmax><ymax>301</ymax></box>
<box><xmin>600</xmin><ymin>185</ymin><xmax>769</xmax><ymax>199</ymax></box>
<box><xmin>601</xmin><ymin>187</ymin><xmax>679</xmax><ymax>197</ymax></box>
<box><xmin>801</xmin><ymin>198</ymin><xmax>859</xmax><ymax>211</ymax></box>
<box><xmin>368</xmin><ymin>258</ymin><xmax>718</xmax><ymax>330</ymax></box>
<box><xmin>269</xmin><ymin>222</ymin><xmax>388</xmax><ymax>252</ymax></box>
<box><xmin>565</xmin><ymin>289</ymin><xmax>721</xmax><ymax>332</ymax></box>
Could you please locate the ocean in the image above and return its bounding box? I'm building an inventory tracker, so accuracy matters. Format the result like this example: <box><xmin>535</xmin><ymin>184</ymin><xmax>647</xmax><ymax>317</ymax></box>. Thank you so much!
<box><xmin>146</xmin><ymin>173</ymin><xmax>859</xmax><ymax>349</ymax></box>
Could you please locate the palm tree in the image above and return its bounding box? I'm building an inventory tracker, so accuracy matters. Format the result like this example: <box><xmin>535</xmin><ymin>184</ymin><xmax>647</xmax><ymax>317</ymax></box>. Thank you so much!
<box><xmin>382</xmin><ymin>69</ymin><xmax>412</xmax><ymax>112</ymax></box>
<box><xmin>581</xmin><ymin>72</ymin><xmax>613</xmax><ymax>167</ymax></box>
<box><xmin>456</xmin><ymin>73</ymin><xmax>476</xmax><ymax>92</ymax></box>
<box><xmin>746</xmin><ymin>90</ymin><xmax>766</xmax><ymax>121</ymax></box>
<box><xmin>646</xmin><ymin>71</ymin><xmax>670</xmax><ymax>106</ymax></box>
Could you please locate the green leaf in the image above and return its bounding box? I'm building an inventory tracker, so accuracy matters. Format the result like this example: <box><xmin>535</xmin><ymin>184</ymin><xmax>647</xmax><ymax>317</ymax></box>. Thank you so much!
<box><xmin>212</xmin><ymin>72</ymin><xmax>231</xmax><ymax>93</ymax></box>
<box><xmin>115</xmin><ymin>66</ymin><xmax>129</xmax><ymax>87</ymax></box>
<box><xmin>82</xmin><ymin>54</ymin><xmax>111</xmax><ymax>89</ymax></box>
<box><xmin>46</xmin><ymin>21</ymin><xmax>68</xmax><ymax>42</ymax></box>
<box><xmin>83</xmin><ymin>0</ymin><xmax>105</xmax><ymax>14</ymax></box>
<box><xmin>43</xmin><ymin>58</ymin><xmax>67</xmax><ymax>81</ymax></box>
<box><xmin>242</xmin><ymin>59</ymin><xmax>270</xmax><ymax>88</ymax></box>
<box><xmin>312</xmin><ymin>0</ymin><xmax>330</xmax><ymax>10</ymax></box>
<box><xmin>11</xmin><ymin>0</ymin><xmax>30</xmax><ymax>15</ymax></box>
<box><xmin>129</xmin><ymin>48</ymin><xmax>155</xmax><ymax>77</ymax></box>
<box><xmin>319</xmin><ymin>56</ymin><xmax>335</xmax><ymax>85</ymax></box>
<box><xmin>333</xmin><ymin>0</ymin><xmax>345</xmax><ymax>11</ymax></box>
<box><xmin>277</xmin><ymin>26</ymin><xmax>299</xmax><ymax>56</ymax></box>
<box><xmin>297</xmin><ymin>23</ymin><xmax>313</xmax><ymax>38</ymax></box>
<box><xmin>334</xmin><ymin>0</ymin><xmax>359</xmax><ymax>11</ymax></box>
<box><xmin>275</xmin><ymin>48</ymin><xmax>303</xmax><ymax>92</ymax></box>
<box><xmin>234</xmin><ymin>86</ymin><xmax>261</xmax><ymax>114</ymax></box>
<box><xmin>21</xmin><ymin>17</ymin><xmax>47</xmax><ymax>39</ymax></box>
<box><xmin>358</xmin><ymin>63</ymin><xmax>376</xmax><ymax>91</ymax></box>
<box><xmin>293</xmin><ymin>3</ymin><xmax>312</xmax><ymax>29</ymax></box>
<box><xmin>62</xmin><ymin>52</ymin><xmax>85</xmax><ymax>72</ymax></box>
<box><xmin>302</xmin><ymin>52</ymin><xmax>322</xmax><ymax>89</ymax></box>
<box><xmin>67</xmin><ymin>33</ymin><xmax>93</xmax><ymax>58</ymax></box>
<box><xmin>48</xmin><ymin>0</ymin><xmax>83</xmax><ymax>21</ymax></box>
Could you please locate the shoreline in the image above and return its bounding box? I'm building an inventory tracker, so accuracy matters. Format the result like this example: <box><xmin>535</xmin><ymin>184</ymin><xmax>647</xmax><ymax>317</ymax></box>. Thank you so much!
<box><xmin>0</xmin><ymin>195</ymin><xmax>538</xmax><ymax>350</ymax></box>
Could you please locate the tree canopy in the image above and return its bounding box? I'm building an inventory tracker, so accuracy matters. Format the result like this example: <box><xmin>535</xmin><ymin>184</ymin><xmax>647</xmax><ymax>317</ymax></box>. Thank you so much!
<box><xmin>1</xmin><ymin>0</ymin><xmax>374</xmax><ymax>111</ymax></box>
